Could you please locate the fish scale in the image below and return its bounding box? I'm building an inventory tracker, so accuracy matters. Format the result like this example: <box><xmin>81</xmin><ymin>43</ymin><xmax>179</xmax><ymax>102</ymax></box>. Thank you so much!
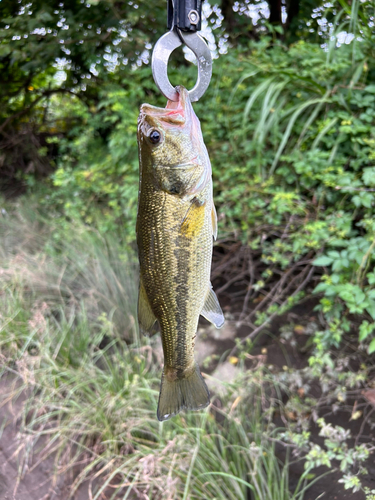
<box><xmin>137</xmin><ymin>86</ymin><xmax>224</xmax><ymax>421</ymax></box>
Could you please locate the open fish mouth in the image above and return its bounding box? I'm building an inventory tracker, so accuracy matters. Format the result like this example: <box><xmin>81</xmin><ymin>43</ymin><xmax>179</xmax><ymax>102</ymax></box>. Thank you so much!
<box><xmin>139</xmin><ymin>86</ymin><xmax>193</xmax><ymax>127</ymax></box>
<box><xmin>138</xmin><ymin>86</ymin><xmax>202</xmax><ymax>146</ymax></box>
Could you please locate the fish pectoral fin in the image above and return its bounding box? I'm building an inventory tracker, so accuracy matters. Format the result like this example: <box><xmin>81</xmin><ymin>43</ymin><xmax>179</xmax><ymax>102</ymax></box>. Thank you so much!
<box><xmin>201</xmin><ymin>284</ymin><xmax>225</xmax><ymax>329</ymax></box>
<box><xmin>157</xmin><ymin>363</ymin><xmax>210</xmax><ymax>421</ymax></box>
<box><xmin>180</xmin><ymin>198</ymin><xmax>206</xmax><ymax>237</ymax></box>
<box><xmin>138</xmin><ymin>279</ymin><xmax>157</xmax><ymax>335</ymax></box>
<box><xmin>211</xmin><ymin>203</ymin><xmax>218</xmax><ymax>240</ymax></box>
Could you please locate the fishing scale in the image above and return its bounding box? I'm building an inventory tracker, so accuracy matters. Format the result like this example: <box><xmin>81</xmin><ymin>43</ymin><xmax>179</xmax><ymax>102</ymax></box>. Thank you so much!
<box><xmin>151</xmin><ymin>0</ymin><xmax>212</xmax><ymax>102</ymax></box>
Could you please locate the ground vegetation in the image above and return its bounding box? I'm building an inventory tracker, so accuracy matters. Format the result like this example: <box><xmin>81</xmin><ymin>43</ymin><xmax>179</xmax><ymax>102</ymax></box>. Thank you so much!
<box><xmin>1</xmin><ymin>0</ymin><xmax>375</xmax><ymax>498</ymax></box>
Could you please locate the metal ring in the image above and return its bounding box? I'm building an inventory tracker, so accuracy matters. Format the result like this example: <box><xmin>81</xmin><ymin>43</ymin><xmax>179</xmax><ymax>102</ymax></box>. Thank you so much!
<box><xmin>151</xmin><ymin>28</ymin><xmax>212</xmax><ymax>102</ymax></box>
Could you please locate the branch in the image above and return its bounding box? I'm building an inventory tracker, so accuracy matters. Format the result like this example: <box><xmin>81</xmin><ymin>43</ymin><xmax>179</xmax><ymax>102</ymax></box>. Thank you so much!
<box><xmin>0</xmin><ymin>89</ymin><xmax>81</xmax><ymax>134</ymax></box>
<box><xmin>229</xmin><ymin>265</ymin><xmax>315</xmax><ymax>356</ymax></box>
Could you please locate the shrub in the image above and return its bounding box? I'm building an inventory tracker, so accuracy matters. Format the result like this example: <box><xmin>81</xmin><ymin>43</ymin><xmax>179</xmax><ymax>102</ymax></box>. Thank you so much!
<box><xmin>23</xmin><ymin>0</ymin><xmax>375</xmax><ymax>357</ymax></box>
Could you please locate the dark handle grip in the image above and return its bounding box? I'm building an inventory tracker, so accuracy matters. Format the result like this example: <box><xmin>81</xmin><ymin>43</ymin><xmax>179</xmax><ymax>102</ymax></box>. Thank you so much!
<box><xmin>167</xmin><ymin>0</ymin><xmax>203</xmax><ymax>32</ymax></box>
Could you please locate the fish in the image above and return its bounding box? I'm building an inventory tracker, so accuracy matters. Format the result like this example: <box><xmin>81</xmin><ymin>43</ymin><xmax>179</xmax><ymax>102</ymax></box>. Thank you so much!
<box><xmin>136</xmin><ymin>86</ymin><xmax>224</xmax><ymax>422</ymax></box>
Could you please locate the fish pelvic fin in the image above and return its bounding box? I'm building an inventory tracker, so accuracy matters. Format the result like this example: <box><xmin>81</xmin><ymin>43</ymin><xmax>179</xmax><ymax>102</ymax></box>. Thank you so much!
<box><xmin>201</xmin><ymin>284</ymin><xmax>225</xmax><ymax>329</ymax></box>
<box><xmin>157</xmin><ymin>363</ymin><xmax>210</xmax><ymax>422</ymax></box>
<box><xmin>138</xmin><ymin>277</ymin><xmax>157</xmax><ymax>335</ymax></box>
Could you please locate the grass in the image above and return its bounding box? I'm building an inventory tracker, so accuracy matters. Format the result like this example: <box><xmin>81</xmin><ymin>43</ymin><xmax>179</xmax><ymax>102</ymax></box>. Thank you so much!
<box><xmin>230</xmin><ymin>0</ymin><xmax>373</xmax><ymax>182</ymax></box>
<box><xmin>0</xmin><ymin>200</ymin><xmax>317</xmax><ymax>499</ymax></box>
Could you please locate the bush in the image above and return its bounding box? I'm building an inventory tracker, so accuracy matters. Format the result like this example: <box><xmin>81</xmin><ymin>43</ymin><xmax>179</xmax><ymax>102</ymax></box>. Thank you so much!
<box><xmin>22</xmin><ymin>1</ymin><xmax>375</xmax><ymax>358</ymax></box>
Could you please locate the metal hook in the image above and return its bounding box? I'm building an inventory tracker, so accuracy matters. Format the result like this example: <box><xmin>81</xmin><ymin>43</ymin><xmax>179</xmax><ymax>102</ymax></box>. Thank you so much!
<box><xmin>151</xmin><ymin>27</ymin><xmax>212</xmax><ymax>102</ymax></box>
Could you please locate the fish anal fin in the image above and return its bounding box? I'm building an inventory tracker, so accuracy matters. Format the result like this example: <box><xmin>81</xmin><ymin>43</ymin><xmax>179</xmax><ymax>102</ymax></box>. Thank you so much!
<box><xmin>211</xmin><ymin>203</ymin><xmax>218</xmax><ymax>240</ymax></box>
<box><xmin>157</xmin><ymin>363</ymin><xmax>210</xmax><ymax>421</ymax></box>
<box><xmin>138</xmin><ymin>278</ymin><xmax>157</xmax><ymax>335</ymax></box>
<box><xmin>201</xmin><ymin>284</ymin><xmax>225</xmax><ymax>329</ymax></box>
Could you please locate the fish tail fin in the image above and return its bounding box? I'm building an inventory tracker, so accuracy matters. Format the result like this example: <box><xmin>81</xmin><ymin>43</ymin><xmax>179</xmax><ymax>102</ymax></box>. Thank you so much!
<box><xmin>157</xmin><ymin>363</ymin><xmax>210</xmax><ymax>422</ymax></box>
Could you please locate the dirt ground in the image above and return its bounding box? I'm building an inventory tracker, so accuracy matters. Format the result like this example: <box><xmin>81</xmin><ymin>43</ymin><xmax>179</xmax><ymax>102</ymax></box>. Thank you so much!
<box><xmin>1</xmin><ymin>301</ymin><xmax>375</xmax><ymax>499</ymax></box>
<box><xmin>0</xmin><ymin>378</ymin><xmax>94</xmax><ymax>500</ymax></box>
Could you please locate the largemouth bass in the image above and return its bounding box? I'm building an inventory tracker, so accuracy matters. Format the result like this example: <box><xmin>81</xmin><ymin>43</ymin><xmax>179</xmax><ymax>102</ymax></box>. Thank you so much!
<box><xmin>136</xmin><ymin>86</ymin><xmax>224</xmax><ymax>421</ymax></box>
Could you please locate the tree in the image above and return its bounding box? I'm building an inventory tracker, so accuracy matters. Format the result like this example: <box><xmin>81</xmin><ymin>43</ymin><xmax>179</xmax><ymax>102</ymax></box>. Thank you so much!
<box><xmin>0</xmin><ymin>0</ymin><xmax>352</xmax><ymax>191</ymax></box>
<box><xmin>0</xmin><ymin>0</ymin><xmax>166</xmax><ymax>190</ymax></box>
<box><xmin>219</xmin><ymin>0</ymin><xmax>324</xmax><ymax>43</ymax></box>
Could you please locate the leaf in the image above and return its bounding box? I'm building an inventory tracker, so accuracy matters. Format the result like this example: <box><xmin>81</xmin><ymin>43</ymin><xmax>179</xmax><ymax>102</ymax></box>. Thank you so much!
<box><xmin>362</xmin><ymin>167</ymin><xmax>375</xmax><ymax>186</ymax></box>
<box><xmin>359</xmin><ymin>320</ymin><xmax>375</xmax><ymax>341</ymax></box>
<box><xmin>368</xmin><ymin>338</ymin><xmax>375</xmax><ymax>354</ymax></box>
<box><xmin>313</xmin><ymin>283</ymin><xmax>328</xmax><ymax>293</ymax></box>
<box><xmin>339</xmin><ymin>290</ymin><xmax>354</xmax><ymax>302</ymax></box>
<box><xmin>270</xmin><ymin>95</ymin><xmax>331</xmax><ymax>175</ymax></box>
<box><xmin>39</xmin><ymin>11</ymin><xmax>53</xmax><ymax>22</ymax></box>
<box><xmin>364</xmin><ymin>85</ymin><xmax>375</xmax><ymax>94</ymax></box>
<box><xmin>351</xmin><ymin>410</ymin><xmax>363</xmax><ymax>421</ymax></box>
<box><xmin>196</xmin><ymin>472</ymin><xmax>255</xmax><ymax>492</ymax></box>
<box><xmin>274</xmin><ymin>25</ymin><xmax>284</xmax><ymax>34</ymax></box>
<box><xmin>365</xmin><ymin>300</ymin><xmax>375</xmax><ymax>320</ymax></box>
<box><xmin>327</xmin><ymin>251</ymin><xmax>340</xmax><ymax>259</ymax></box>
<box><xmin>313</xmin><ymin>256</ymin><xmax>334</xmax><ymax>266</ymax></box>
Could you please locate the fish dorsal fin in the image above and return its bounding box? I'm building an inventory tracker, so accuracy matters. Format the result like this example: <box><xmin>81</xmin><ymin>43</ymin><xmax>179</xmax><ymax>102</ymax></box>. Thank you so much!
<box><xmin>211</xmin><ymin>203</ymin><xmax>217</xmax><ymax>240</ymax></box>
<box><xmin>138</xmin><ymin>277</ymin><xmax>157</xmax><ymax>335</ymax></box>
<box><xmin>201</xmin><ymin>284</ymin><xmax>225</xmax><ymax>329</ymax></box>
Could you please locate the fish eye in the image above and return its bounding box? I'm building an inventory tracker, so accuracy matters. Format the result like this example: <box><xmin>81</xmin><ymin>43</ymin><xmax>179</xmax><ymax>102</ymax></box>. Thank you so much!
<box><xmin>148</xmin><ymin>129</ymin><xmax>162</xmax><ymax>145</ymax></box>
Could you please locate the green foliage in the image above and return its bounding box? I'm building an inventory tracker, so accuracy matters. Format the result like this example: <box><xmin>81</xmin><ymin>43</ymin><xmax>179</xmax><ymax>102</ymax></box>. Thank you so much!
<box><xmin>3</xmin><ymin>1</ymin><xmax>375</xmax><ymax>497</ymax></box>
<box><xmin>0</xmin><ymin>202</ymin><xmax>138</xmax><ymax>342</ymax></box>
<box><xmin>0</xmin><ymin>0</ymin><xmax>359</xmax><ymax>186</ymax></box>
<box><xmin>1</xmin><ymin>205</ymin><xmax>318</xmax><ymax>500</ymax></box>
<box><xmin>211</xmin><ymin>1</ymin><xmax>375</xmax><ymax>354</ymax></box>
<box><xmin>46</xmin><ymin>83</ymin><xmax>142</xmax><ymax>235</ymax></box>
<box><xmin>19</xmin><ymin>0</ymin><xmax>375</xmax><ymax>356</ymax></box>
<box><xmin>5</xmin><ymin>0</ymin><xmax>375</xmax><ymax>354</ymax></box>
<box><xmin>2</xmin><ymin>201</ymin><xmax>375</xmax><ymax>499</ymax></box>
<box><xmin>0</xmin><ymin>0</ymin><xmax>166</xmax><ymax>184</ymax></box>
<box><xmin>32</xmin><ymin>62</ymin><xmax>198</xmax><ymax>235</ymax></box>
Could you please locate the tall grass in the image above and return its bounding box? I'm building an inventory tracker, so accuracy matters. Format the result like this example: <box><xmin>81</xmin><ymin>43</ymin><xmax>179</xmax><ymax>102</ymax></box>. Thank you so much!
<box><xmin>0</xmin><ymin>201</ymin><xmax>138</xmax><ymax>342</ymax></box>
<box><xmin>232</xmin><ymin>0</ymin><xmax>373</xmax><ymax>181</ymax></box>
<box><xmin>0</xmin><ymin>201</ymin><xmax>313</xmax><ymax>499</ymax></box>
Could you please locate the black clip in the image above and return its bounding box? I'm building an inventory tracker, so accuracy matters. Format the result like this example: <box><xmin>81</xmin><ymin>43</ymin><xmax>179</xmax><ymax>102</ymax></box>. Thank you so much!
<box><xmin>167</xmin><ymin>0</ymin><xmax>203</xmax><ymax>32</ymax></box>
